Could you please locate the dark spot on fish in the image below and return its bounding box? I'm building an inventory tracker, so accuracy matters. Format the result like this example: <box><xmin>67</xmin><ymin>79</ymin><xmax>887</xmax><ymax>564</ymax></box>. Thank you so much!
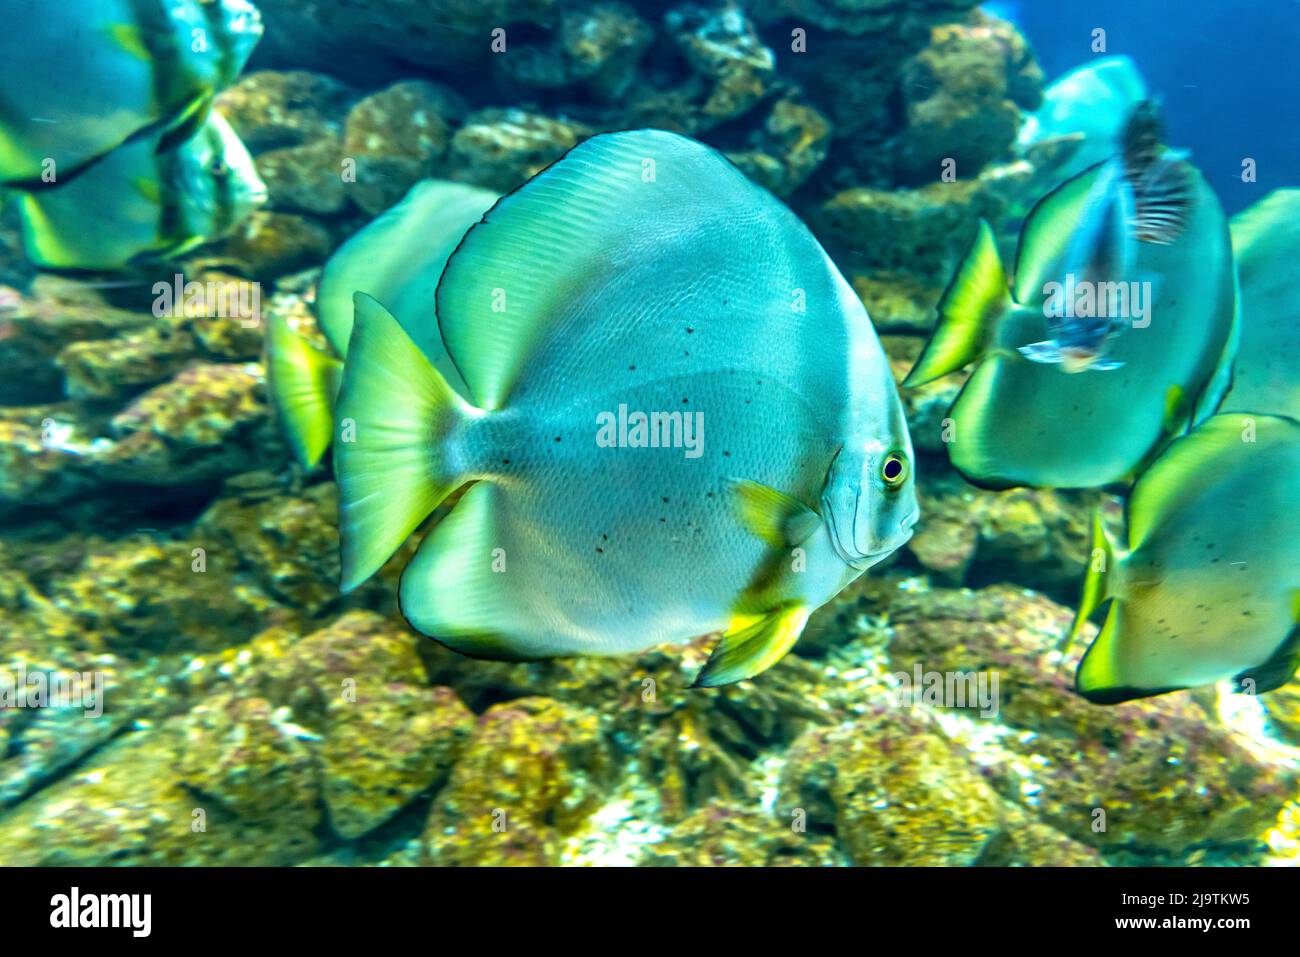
<box><xmin>555</xmin><ymin>436</ymin><xmax>562</xmax><ymax>442</ymax></box>
<box><xmin>595</xmin><ymin>547</ymin><xmax>604</xmax><ymax>554</ymax></box>
<box><xmin>629</xmin><ymin>364</ymin><xmax>636</xmax><ymax>371</ymax></box>
<box><xmin>723</xmin><ymin>450</ymin><xmax>731</xmax><ymax>457</ymax></box>
<box><xmin>686</xmin><ymin>327</ymin><xmax>694</xmax><ymax>334</ymax></box>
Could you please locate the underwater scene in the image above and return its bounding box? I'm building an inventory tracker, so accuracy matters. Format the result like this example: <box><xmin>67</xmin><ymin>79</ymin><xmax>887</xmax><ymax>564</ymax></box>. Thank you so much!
<box><xmin>0</xmin><ymin>0</ymin><xmax>1298</xmax><ymax>872</ymax></box>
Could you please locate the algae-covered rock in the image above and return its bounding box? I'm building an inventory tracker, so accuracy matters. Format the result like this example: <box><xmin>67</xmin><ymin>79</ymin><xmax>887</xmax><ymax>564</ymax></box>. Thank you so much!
<box><xmin>726</xmin><ymin>92</ymin><xmax>833</xmax><ymax>196</ymax></box>
<box><xmin>0</xmin><ymin>726</ymin><xmax>321</xmax><ymax>866</ymax></box>
<box><xmin>884</xmin><ymin>584</ymin><xmax>1298</xmax><ymax>856</ymax></box>
<box><xmin>322</xmin><ymin>684</ymin><xmax>473</xmax><ymax>839</ymax></box>
<box><xmin>779</xmin><ymin>703</ymin><xmax>1005</xmax><ymax>865</ymax></box>
<box><xmin>95</xmin><ymin>362</ymin><xmax>283</xmax><ymax>485</ymax></box>
<box><xmin>422</xmin><ymin>696</ymin><xmax>612</xmax><ymax>865</ymax></box>
<box><xmin>174</xmin><ymin>693</ymin><xmax>321</xmax><ymax>826</ymax></box>
<box><xmin>341</xmin><ymin>80</ymin><xmax>463</xmax><ymax>215</ymax></box>
<box><xmin>46</xmin><ymin>534</ymin><xmax>275</xmax><ymax>656</ymax></box>
<box><xmin>643</xmin><ymin>801</ymin><xmax>844</xmax><ymax>866</ymax></box>
<box><xmin>216</xmin><ymin>210</ymin><xmax>336</xmax><ymax>279</ymax></box>
<box><xmin>57</xmin><ymin>325</ymin><xmax>199</xmax><ymax>401</ymax></box>
<box><xmin>255</xmin><ymin>134</ymin><xmax>348</xmax><ymax>216</ymax></box>
<box><xmin>894</xmin><ymin>11</ymin><xmax>1043</xmax><ymax>183</ymax></box>
<box><xmin>216</xmin><ymin>69</ymin><xmax>353</xmax><ymax>153</ymax></box>
<box><xmin>447</xmin><ymin>109</ymin><xmax>588</xmax><ymax>193</ymax></box>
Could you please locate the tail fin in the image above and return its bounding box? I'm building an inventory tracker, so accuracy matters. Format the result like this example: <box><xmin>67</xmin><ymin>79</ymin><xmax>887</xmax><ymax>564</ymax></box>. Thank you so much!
<box><xmin>1062</xmin><ymin>510</ymin><xmax>1122</xmax><ymax>654</ymax></box>
<box><xmin>334</xmin><ymin>293</ymin><xmax>476</xmax><ymax>592</ymax></box>
<box><xmin>903</xmin><ymin>220</ymin><xmax>1010</xmax><ymax>387</ymax></box>
<box><xmin>265</xmin><ymin>314</ymin><xmax>343</xmax><ymax>469</ymax></box>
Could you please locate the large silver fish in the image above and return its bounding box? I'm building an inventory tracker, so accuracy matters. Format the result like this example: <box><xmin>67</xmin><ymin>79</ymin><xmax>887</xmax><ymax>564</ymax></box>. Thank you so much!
<box><xmin>12</xmin><ymin>111</ymin><xmax>266</xmax><ymax>271</ymax></box>
<box><xmin>267</xmin><ymin>179</ymin><xmax>499</xmax><ymax>467</ymax></box>
<box><xmin>1070</xmin><ymin>413</ymin><xmax>1300</xmax><ymax>703</ymax></box>
<box><xmin>333</xmin><ymin>130</ymin><xmax>918</xmax><ymax>687</ymax></box>
<box><xmin>0</xmin><ymin>0</ymin><xmax>263</xmax><ymax>185</ymax></box>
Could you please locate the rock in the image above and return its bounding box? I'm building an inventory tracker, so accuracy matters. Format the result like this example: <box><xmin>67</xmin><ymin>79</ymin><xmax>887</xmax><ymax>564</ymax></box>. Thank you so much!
<box><xmin>493</xmin><ymin>3</ymin><xmax>653</xmax><ymax>100</ymax></box>
<box><xmin>56</xmin><ymin>325</ymin><xmax>199</xmax><ymax>401</ymax></box>
<box><xmin>664</xmin><ymin>3</ymin><xmax>775</xmax><ymax>128</ymax></box>
<box><xmin>195</xmin><ymin>481</ymin><xmax>342</xmax><ymax>617</ymax></box>
<box><xmin>726</xmin><ymin>92</ymin><xmax>832</xmax><ymax>196</ymax></box>
<box><xmin>446</xmin><ymin>109</ymin><xmax>588</xmax><ymax>194</ymax></box>
<box><xmin>255</xmin><ymin>134</ymin><xmax>348</xmax><ymax>215</ymax></box>
<box><xmin>341</xmin><ymin>81</ymin><xmax>464</xmax><ymax>215</ymax></box>
<box><xmin>0</xmin><ymin>727</ymin><xmax>321</xmax><ymax>865</ymax></box>
<box><xmin>643</xmin><ymin>801</ymin><xmax>843</xmax><ymax>865</ymax></box>
<box><xmin>215</xmin><ymin>210</ymin><xmax>336</xmax><ymax>279</ymax></box>
<box><xmin>811</xmin><ymin>177</ymin><xmax>1008</xmax><ymax>290</ymax></box>
<box><xmin>779</xmin><ymin>702</ymin><xmax>1006</xmax><ymax>865</ymax></box>
<box><xmin>894</xmin><ymin>11</ymin><xmax>1043</xmax><ymax>184</ymax></box>
<box><xmin>94</xmin><ymin>362</ymin><xmax>284</xmax><ymax>485</ymax></box>
<box><xmin>174</xmin><ymin>693</ymin><xmax>321</xmax><ymax>826</ymax></box>
<box><xmin>884</xmin><ymin>584</ymin><xmax>1298</xmax><ymax>856</ymax></box>
<box><xmin>322</xmin><ymin>684</ymin><xmax>473</xmax><ymax>838</ymax></box>
<box><xmin>0</xmin><ymin>414</ymin><xmax>98</xmax><ymax>514</ymax></box>
<box><xmin>46</xmin><ymin>534</ymin><xmax>275</xmax><ymax>656</ymax></box>
<box><xmin>216</xmin><ymin>70</ymin><xmax>353</xmax><ymax>153</ymax></box>
<box><xmin>761</xmin><ymin>0</ymin><xmax>976</xmax><ymax>37</ymax></box>
<box><xmin>422</xmin><ymin>696</ymin><xmax>612</xmax><ymax>865</ymax></box>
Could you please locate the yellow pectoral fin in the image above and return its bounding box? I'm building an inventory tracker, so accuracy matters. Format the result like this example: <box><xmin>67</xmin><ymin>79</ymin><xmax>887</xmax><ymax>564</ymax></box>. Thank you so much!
<box><xmin>692</xmin><ymin>603</ymin><xmax>811</xmax><ymax>688</ymax></box>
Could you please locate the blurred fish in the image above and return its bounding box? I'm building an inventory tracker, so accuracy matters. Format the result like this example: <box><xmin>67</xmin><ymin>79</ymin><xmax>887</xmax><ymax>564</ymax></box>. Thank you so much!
<box><xmin>1069</xmin><ymin>413</ymin><xmax>1300</xmax><ymax>703</ymax></box>
<box><xmin>1018</xmin><ymin>56</ymin><xmax>1148</xmax><ymax>184</ymax></box>
<box><xmin>0</xmin><ymin>0</ymin><xmax>263</xmax><ymax>185</ymax></box>
<box><xmin>1219</xmin><ymin>189</ymin><xmax>1300</xmax><ymax>421</ymax></box>
<box><xmin>333</xmin><ymin>130</ymin><xmax>917</xmax><ymax>687</ymax></box>
<box><xmin>1017</xmin><ymin>102</ymin><xmax>1193</xmax><ymax>373</ymax></box>
<box><xmin>903</xmin><ymin>145</ymin><xmax>1235</xmax><ymax>490</ymax></box>
<box><xmin>12</xmin><ymin>111</ymin><xmax>266</xmax><ymax>271</ymax></box>
<box><xmin>267</xmin><ymin>179</ymin><xmax>499</xmax><ymax>468</ymax></box>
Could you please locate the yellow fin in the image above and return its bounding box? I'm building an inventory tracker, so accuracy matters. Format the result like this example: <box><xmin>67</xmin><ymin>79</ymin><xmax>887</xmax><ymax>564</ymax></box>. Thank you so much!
<box><xmin>693</xmin><ymin>603</ymin><xmax>811</xmax><ymax>688</ymax></box>
<box><xmin>1062</xmin><ymin>510</ymin><xmax>1123</xmax><ymax>655</ymax></box>
<box><xmin>904</xmin><ymin>219</ymin><xmax>1009</xmax><ymax>387</ymax></box>
<box><xmin>107</xmin><ymin>24</ymin><xmax>152</xmax><ymax>61</ymax></box>
<box><xmin>728</xmin><ymin>478</ymin><xmax>819</xmax><ymax>548</ymax></box>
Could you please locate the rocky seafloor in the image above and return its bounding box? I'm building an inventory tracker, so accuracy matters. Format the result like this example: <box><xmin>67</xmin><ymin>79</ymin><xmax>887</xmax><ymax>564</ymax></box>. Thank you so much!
<box><xmin>1</xmin><ymin>0</ymin><xmax>1298</xmax><ymax>866</ymax></box>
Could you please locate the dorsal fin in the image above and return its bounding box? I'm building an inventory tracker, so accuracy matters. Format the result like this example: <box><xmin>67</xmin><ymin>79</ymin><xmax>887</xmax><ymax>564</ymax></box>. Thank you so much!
<box><xmin>434</xmin><ymin>129</ymin><xmax>768</xmax><ymax>410</ymax></box>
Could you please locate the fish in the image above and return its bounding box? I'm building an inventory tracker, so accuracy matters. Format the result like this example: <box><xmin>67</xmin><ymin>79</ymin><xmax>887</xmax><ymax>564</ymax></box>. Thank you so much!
<box><xmin>1067</xmin><ymin>413</ymin><xmax>1300</xmax><ymax>703</ymax></box>
<box><xmin>332</xmin><ymin>129</ymin><xmax>918</xmax><ymax>687</ymax></box>
<box><xmin>0</xmin><ymin>0</ymin><xmax>263</xmax><ymax>186</ymax></box>
<box><xmin>1017</xmin><ymin>56</ymin><xmax>1148</xmax><ymax>184</ymax></box>
<box><xmin>1016</xmin><ymin>102</ymin><xmax>1193</xmax><ymax>373</ymax></box>
<box><xmin>902</xmin><ymin>144</ymin><xmax>1235</xmax><ymax>491</ymax></box>
<box><xmin>11</xmin><ymin>111</ymin><xmax>266</xmax><ymax>271</ymax></box>
<box><xmin>1218</xmin><ymin>190</ymin><xmax>1300</xmax><ymax>421</ymax></box>
<box><xmin>267</xmin><ymin>179</ymin><xmax>499</xmax><ymax>468</ymax></box>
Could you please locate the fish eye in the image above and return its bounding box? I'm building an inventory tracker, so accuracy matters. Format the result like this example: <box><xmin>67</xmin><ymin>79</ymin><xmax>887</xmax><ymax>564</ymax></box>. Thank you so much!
<box><xmin>881</xmin><ymin>451</ymin><xmax>908</xmax><ymax>489</ymax></box>
<box><xmin>210</xmin><ymin>159</ymin><xmax>229</xmax><ymax>176</ymax></box>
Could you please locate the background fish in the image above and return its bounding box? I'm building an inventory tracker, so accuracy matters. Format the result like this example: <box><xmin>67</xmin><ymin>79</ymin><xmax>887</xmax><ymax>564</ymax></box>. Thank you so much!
<box><xmin>333</xmin><ymin>130</ymin><xmax>917</xmax><ymax>687</ymax></box>
<box><xmin>12</xmin><ymin>111</ymin><xmax>266</xmax><ymax>272</ymax></box>
<box><xmin>1017</xmin><ymin>56</ymin><xmax>1148</xmax><ymax>185</ymax></box>
<box><xmin>1069</xmin><ymin>413</ymin><xmax>1300</xmax><ymax>703</ymax></box>
<box><xmin>903</xmin><ymin>151</ymin><xmax>1236</xmax><ymax>490</ymax></box>
<box><xmin>0</xmin><ymin>0</ymin><xmax>263</xmax><ymax>185</ymax></box>
<box><xmin>1219</xmin><ymin>190</ymin><xmax>1300</xmax><ymax>421</ymax></box>
<box><xmin>268</xmin><ymin>179</ymin><xmax>499</xmax><ymax>468</ymax></box>
<box><xmin>1017</xmin><ymin>102</ymin><xmax>1193</xmax><ymax>372</ymax></box>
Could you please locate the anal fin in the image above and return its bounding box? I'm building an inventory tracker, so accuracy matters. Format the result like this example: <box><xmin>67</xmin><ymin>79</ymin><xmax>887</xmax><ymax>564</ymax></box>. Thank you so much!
<box><xmin>693</xmin><ymin>603</ymin><xmax>811</xmax><ymax>688</ymax></box>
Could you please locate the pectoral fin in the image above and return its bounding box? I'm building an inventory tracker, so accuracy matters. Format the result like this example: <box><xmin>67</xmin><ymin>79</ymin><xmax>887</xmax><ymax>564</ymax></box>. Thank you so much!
<box><xmin>728</xmin><ymin>478</ymin><xmax>820</xmax><ymax>548</ymax></box>
<box><xmin>693</xmin><ymin>603</ymin><xmax>812</xmax><ymax>688</ymax></box>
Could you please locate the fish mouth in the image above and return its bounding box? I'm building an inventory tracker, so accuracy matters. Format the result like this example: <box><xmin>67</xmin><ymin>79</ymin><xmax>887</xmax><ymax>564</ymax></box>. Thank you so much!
<box><xmin>846</xmin><ymin>528</ymin><xmax>913</xmax><ymax>571</ymax></box>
